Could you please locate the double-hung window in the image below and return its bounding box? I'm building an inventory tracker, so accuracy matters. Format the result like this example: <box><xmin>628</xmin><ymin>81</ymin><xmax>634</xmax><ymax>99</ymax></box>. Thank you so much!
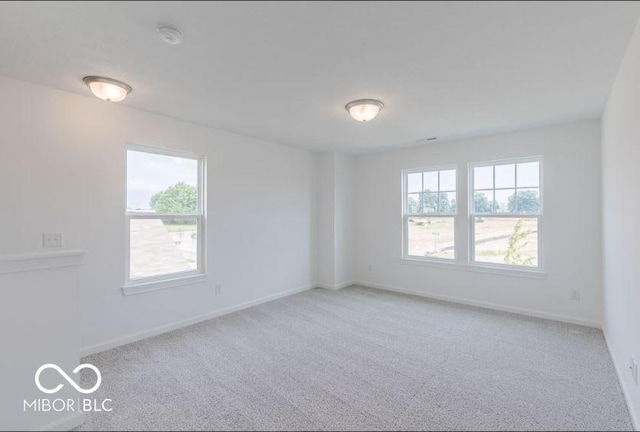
<box><xmin>470</xmin><ymin>157</ymin><xmax>542</xmax><ymax>269</ymax></box>
<box><xmin>125</xmin><ymin>144</ymin><xmax>205</xmax><ymax>288</ymax></box>
<box><xmin>403</xmin><ymin>167</ymin><xmax>457</xmax><ymax>260</ymax></box>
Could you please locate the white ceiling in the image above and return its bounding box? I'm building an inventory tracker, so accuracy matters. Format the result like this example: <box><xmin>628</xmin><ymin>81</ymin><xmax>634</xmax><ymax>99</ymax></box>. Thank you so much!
<box><xmin>0</xmin><ymin>1</ymin><xmax>638</xmax><ymax>153</ymax></box>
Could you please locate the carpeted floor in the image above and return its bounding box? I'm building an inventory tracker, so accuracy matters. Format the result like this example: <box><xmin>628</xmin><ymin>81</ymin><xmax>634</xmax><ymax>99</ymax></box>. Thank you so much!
<box><xmin>78</xmin><ymin>286</ymin><xmax>632</xmax><ymax>431</ymax></box>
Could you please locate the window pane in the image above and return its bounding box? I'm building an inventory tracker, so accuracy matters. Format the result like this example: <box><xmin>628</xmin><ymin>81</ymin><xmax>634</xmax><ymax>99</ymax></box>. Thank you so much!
<box><xmin>474</xmin><ymin>217</ymin><xmax>538</xmax><ymax>267</ymax></box>
<box><xmin>423</xmin><ymin>192</ymin><xmax>438</xmax><ymax>213</ymax></box>
<box><xmin>407</xmin><ymin>172</ymin><xmax>422</xmax><ymax>193</ymax></box>
<box><xmin>514</xmin><ymin>188</ymin><xmax>540</xmax><ymax>214</ymax></box>
<box><xmin>130</xmin><ymin>218</ymin><xmax>198</xmax><ymax>279</ymax></box>
<box><xmin>474</xmin><ymin>166</ymin><xmax>493</xmax><ymax>190</ymax></box>
<box><xmin>495</xmin><ymin>164</ymin><xmax>515</xmax><ymax>188</ymax></box>
<box><xmin>517</xmin><ymin>162</ymin><xmax>539</xmax><ymax>187</ymax></box>
<box><xmin>407</xmin><ymin>217</ymin><xmax>455</xmax><ymax>259</ymax></box>
<box><xmin>423</xmin><ymin>171</ymin><xmax>438</xmax><ymax>192</ymax></box>
<box><xmin>473</xmin><ymin>190</ymin><xmax>494</xmax><ymax>213</ymax></box>
<box><xmin>127</xmin><ymin>150</ymin><xmax>198</xmax><ymax>212</ymax></box>
<box><xmin>440</xmin><ymin>169</ymin><xmax>456</xmax><ymax>191</ymax></box>
<box><xmin>407</xmin><ymin>193</ymin><xmax>422</xmax><ymax>214</ymax></box>
<box><xmin>438</xmin><ymin>191</ymin><xmax>456</xmax><ymax>214</ymax></box>
<box><xmin>494</xmin><ymin>189</ymin><xmax>515</xmax><ymax>213</ymax></box>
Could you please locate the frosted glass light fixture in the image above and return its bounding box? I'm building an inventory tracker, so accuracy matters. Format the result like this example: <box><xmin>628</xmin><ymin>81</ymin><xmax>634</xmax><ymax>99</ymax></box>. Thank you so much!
<box><xmin>345</xmin><ymin>99</ymin><xmax>384</xmax><ymax>122</ymax></box>
<box><xmin>83</xmin><ymin>76</ymin><xmax>132</xmax><ymax>102</ymax></box>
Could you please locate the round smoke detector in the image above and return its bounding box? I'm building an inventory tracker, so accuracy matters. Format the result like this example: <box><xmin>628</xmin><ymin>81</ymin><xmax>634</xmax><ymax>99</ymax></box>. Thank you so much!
<box><xmin>158</xmin><ymin>26</ymin><xmax>184</xmax><ymax>45</ymax></box>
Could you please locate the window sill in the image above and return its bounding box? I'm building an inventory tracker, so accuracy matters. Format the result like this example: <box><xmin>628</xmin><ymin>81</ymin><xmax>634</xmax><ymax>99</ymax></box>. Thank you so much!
<box><xmin>400</xmin><ymin>257</ymin><xmax>547</xmax><ymax>279</ymax></box>
<box><xmin>122</xmin><ymin>273</ymin><xmax>208</xmax><ymax>296</ymax></box>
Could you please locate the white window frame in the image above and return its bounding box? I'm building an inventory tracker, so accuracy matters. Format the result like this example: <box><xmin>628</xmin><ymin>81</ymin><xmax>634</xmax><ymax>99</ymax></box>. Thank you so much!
<box><xmin>468</xmin><ymin>156</ymin><xmax>543</xmax><ymax>272</ymax></box>
<box><xmin>402</xmin><ymin>165</ymin><xmax>458</xmax><ymax>263</ymax></box>
<box><xmin>124</xmin><ymin>144</ymin><xmax>206</xmax><ymax>295</ymax></box>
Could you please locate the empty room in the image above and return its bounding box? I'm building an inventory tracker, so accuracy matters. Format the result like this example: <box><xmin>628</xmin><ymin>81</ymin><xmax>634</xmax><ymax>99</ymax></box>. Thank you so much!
<box><xmin>1</xmin><ymin>1</ymin><xmax>640</xmax><ymax>431</ymax></box>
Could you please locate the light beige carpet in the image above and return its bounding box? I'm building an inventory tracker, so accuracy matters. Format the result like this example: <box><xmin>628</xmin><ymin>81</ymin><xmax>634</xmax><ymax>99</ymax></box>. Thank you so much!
<box><xmin>78</xmin><ymin>286</ymin><xmax>632</xmax><ymax>431</ymax></box>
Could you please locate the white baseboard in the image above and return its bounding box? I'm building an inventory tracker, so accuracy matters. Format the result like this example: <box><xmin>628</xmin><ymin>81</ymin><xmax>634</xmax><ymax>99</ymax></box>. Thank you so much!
<box><xmin>603</xmin><ymin>327</ymin><xmax>639</xmax><ymax>431</ymax></box>
<box><xmin>35</xmin><ymin>412</ymin><xmax>84</xmax><ymax>431</ymax></box>
<box><xmin>315</xmin><ymin>281</ymin><xmax>356</xmax><ymax>291</ymax></box>
<box><xmin>356</xmin><ymin>281</ymin><xmax>602</xmax><ymax>329</ymax></box>
<box><xmin>80</xmin><ymin>284</ymin><xmax>314</xmax><ymax>357</ymax></box>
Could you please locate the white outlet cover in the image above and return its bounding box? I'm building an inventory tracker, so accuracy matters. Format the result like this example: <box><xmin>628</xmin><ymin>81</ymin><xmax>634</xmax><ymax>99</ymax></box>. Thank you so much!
<box><xmin>43</xmin><ymin>232</ymin><xmax>63</xmax><ymax>248</ymax></box>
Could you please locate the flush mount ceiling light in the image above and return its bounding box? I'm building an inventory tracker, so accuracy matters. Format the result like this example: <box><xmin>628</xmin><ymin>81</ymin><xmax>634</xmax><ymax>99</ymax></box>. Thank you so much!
<box><xmin>83</xmin><ymin>76</ymin><xmax>132</xmax><ymax>102</ymax></box>
<box><xmin>345</xmin><ymin>99</ymin><xmax>384</xmax><ymax>122</ymax></box>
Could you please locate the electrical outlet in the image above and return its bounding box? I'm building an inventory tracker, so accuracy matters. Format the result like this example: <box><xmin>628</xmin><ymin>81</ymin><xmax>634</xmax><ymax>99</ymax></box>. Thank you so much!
<box><xmin>630</xmin><ymin>356</ymin><xmax>638</xmax><ymax>385</ymax></box>
<box><xmin>367</xmin><ymin>264</ymin><xmax>372</xmax><ymax>272</ymax></box>
<box><xmin>43</xmin><ymin>233</ymin><xmax>63</xmax><ymax>248</ymax></box>
<box><xmin>215</xmin><ymin>284</ymin><xmax>221</xmax><ymax>295</ymax></box>
<box><xmin>570</xmin><ymin>289</ymin><xmax>581</xmax><ymax>301</ymax></box>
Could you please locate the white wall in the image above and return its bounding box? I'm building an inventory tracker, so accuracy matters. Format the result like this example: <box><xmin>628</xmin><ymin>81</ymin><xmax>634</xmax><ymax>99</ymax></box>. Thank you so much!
<box><xmin>314</xmin><ymin>152</ymin><xmax>355</xmax><ymax>289</ymax></box>
<box><xmin>355</xmin><ymin>120</ymin><xmax>603</xmax><ymax>326</ymax></box>
<box><xmin>0</xmin><ymin>76</ymin><xmax>316</xmax><ymax>353</ymax></box>
<box><xmin>334</xmin><ymin>152</ymin><xmax>356</xmax><ymax>286</ymax></box>
<box><xmin>315</xmin><ymin>153</ymin><xmax>335</xmax><ymax>287</ymax></box>
<box><xmin>602</xmin><ymin>18</ymin><xmax>640</xmax><ymax>429</ymax></box>
<box><xmin>0</xmin><ymin>251</ymin><xmax>85</xmax><ymax>431</ymax></box>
